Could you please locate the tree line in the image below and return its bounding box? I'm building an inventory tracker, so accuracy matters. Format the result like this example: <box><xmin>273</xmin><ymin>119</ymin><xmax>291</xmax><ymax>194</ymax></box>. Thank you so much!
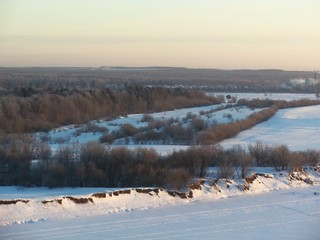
<box><xmin>0</xmin><ymin>86</ymin><xmax>222</xmax><ymax>134</ymax></box>
<box><xmin>0</xmin><ymin>67</ymin><xmax>316</xmax><ymax>94</ymax></box>
<box><xmin>0</xmin><ymin>136</ymin><xmax>318</xmax><ymax>188</ymax></box>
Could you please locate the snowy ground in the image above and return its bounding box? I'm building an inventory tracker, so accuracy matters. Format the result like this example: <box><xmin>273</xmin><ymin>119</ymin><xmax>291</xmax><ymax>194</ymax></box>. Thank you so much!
<box><xmin>43</xmin><ymin>104</ymin><xmax>261</xmax><ymax>153</ymax></box>
<box><xmin>220</xmin><ymin>104</ymin><xmax>320</xmax><ymax>151</ymax></box>
<box><xmin>40</xmin><ymin>92</ymin><xmax>319</xmax><ymax>155</ymax></box>
<box><xmin>44</xmin><ymin>104</ymin><xmax>226</xmax><ymax>146</ymax></box>
<box><xmin>212</xmin><ymin>92</ymin><xmax>317</xmax><ymax>101</ymax></box>
<box><xmin>1</xmin><ymin>185</ymin><xmax>319</xmax><ymax>240</ymax></box>
<box><xmin>1</xmin><ymin>169</ymin><xmax>319</xmax><ymax>239</ymax></box>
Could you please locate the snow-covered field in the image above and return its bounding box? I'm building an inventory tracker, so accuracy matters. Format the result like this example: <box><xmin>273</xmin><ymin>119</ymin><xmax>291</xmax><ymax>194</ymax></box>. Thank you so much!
<box><xmin>1</xmin><ymin>169</ymin><xmax>319</xmax><ymax>240</ymax></box>
<box><xmin>220</xmin><ymin>104</ymin><xmax>320</xmax><ymax>151</ymax></box>
<box><xmin>44</xmin><ymin>104</ymin><xmax>260</xmax><ymax>152</ymax></box>
<box><xmin>213</xmin><ymin>92</ymin><xmax>317</xmax><ymax>101</ymax></box>
<box><xmin>45</xmin><ymin>104</ymin><xmax>226</xmax><ymax>146</ymax></box>
<box><xmin>41</xmin><ymin>92</ymin><xmax>319</xmax><ymax>155</ymax></box>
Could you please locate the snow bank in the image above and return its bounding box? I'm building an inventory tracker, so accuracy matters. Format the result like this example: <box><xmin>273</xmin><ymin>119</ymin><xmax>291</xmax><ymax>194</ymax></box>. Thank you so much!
<box><xmin>1</xmin><ymin>168</ymin><xmax>319</xmax><ymax>226</ymax></box>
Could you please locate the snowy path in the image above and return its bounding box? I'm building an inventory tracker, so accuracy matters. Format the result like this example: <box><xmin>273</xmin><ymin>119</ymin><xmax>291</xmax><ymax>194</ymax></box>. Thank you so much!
<box><xmin>1</xmin><ymin>186</ymin><xmax>319</xmax><ymax>240</ymax></box>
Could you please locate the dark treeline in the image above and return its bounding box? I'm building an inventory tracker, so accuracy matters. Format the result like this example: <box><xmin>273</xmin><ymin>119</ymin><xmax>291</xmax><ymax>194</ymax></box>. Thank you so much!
<box><xmin>0</xmin><ymin>67</ymin><xmax>317</xmax><ymax>94</ymax></box>
<box><xmin>0</xmin><ymin>136</ymin><xmax>212</xmax><ymax>189</ymax></box>
<box><xmin>0</xmin><ymin>86</ymin><xmax>222</xmax><ymax>134</ymax></box>
<box><xmin>0</xmin><ymin>137</ymin><xmax>318</xmax><ymax>188</ymax></box>
<box><xmin>214</xmin><ymin>143</ymin><xmax>319</xmax><ymax>179</ymax></box>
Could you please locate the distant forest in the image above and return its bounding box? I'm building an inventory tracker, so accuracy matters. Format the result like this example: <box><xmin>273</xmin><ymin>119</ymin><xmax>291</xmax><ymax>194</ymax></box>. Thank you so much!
<box><xmin>0</xmin><ymin>67</ymin><xmax>318</xmax><ymax>94</ymax></box>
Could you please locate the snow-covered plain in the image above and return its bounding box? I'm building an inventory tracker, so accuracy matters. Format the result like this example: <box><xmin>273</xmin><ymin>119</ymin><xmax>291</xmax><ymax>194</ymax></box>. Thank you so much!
<box><xmin>213</xmin><ymin>92</ymin><xmax>317</xmax><ymax>101</ymax></box>
<box><xmin>46</xmin><ymin>104</ymin><xmax>227</xmax><ymax>146</ymax></box>
<box><xmin>42</xmin><ymin>92</ymin><xmax>319</xmax><ymax>155</ymax></box>
<box><xmin>1</xmin><ymin>170</ymin><xmax>319</xmax><ymax>240</ymax></box>
<box><xmin>220</xmin><ymin>104</ymin><xmax>320</xmax><ymax>151</ymax></box>
<box><xmin>44</xmin><ymin>104</ymin><xmax>261</xmax><ymax>154</ymax></box>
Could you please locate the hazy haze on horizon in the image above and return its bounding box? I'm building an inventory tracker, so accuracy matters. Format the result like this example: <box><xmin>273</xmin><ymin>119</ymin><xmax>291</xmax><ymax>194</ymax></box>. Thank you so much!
<box><xmin>1</xmin><ymin>0</ymin><xmax>319</xmax><ymax>70</ymax></box>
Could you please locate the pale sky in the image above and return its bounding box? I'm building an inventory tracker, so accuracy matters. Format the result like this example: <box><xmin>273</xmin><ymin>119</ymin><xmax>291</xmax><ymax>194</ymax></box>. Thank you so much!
<box><xmin>1</xmin><ymin>0</ymin><xmax>320</xmax><ymax>70</ymax></box>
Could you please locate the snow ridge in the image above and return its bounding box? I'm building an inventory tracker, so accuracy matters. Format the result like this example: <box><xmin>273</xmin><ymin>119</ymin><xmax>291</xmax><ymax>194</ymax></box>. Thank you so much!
<box><xmin>0</xmin><ymin>169</ymin><xmax>319</xmax><ymax>226</ymax></box>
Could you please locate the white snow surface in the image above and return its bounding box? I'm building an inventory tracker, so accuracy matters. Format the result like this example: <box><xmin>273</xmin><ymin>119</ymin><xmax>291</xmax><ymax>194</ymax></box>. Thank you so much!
<box><xmin>45</xmin><ymin>104</ymin><xmax>226</xmax><ymax>146</ymax></box>
<box><xmin>44</xmin><ymin>104</ymin><xmax>261</xmax><ymax>154</ymax></box>
<box><xmin>38</xmin><ymin>93</ymin><xmax>319</xmax><ymax>155</ymax></box>
<box><xmin>0</xmin><ymin>169</ymin><xmax>319</xmax><ymax>239</ymax></box>
<box><xmin>220</xmin><ymin>104</ymin><xmax>320</xmax><ymax>151</ymax></box>
<box><xmin>213</xmin><ymin>92</ymin><xmax>317</xmax><ymax>101</ymax></box>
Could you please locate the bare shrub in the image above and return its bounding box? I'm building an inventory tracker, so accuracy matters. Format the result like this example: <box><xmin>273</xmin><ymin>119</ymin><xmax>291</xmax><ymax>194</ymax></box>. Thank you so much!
<box><xmin>303</xmin><ymin>150</ymin><xmax>320</xmax><ymax>166</ymax></box>
<box><xmin>148</xmin><ymin>120</ymin><xmax>167</xmax><ymax>130</ymax></box>
<box><xmin>218</xmin><ymin>163</ymin><xmax>234</xmax><ymax>179</ymax></box>
<box><xmin>164</xmin><ymin>124</ymin><xmax>192</xmax><ymax>144</ymax></box>
<box><xmin>34</xmin><ymin>142</ymin><xmax>52</xmax><ymax>168</ymax></box>
<box><xmin>168</xmin><ymin>146</ymin><xmax>216</xmax><ymax>178</ymax></box>
<box><xmin>190</xmin><ymin>117</ymin><xmax>208</xmax><ymax>131</ymax></box>
<box><xmin>99</xmin><ymin>133</ymin><xmax>114</xmax><ymax>144</ymax></box>
<box><xmin>120</xmin><ymin>124</ymin><xmax>139</xmax><ymax>136</ymax></box>
<box><xmin>186</xmin><ymin>112</ymin><xmax>197</xmax><ymax>119</ymax></box>
<box><xmin>133</xmin><ymin>148</ymin><xmax>159</xmax><ymax>165</ymax></box>
<box><xmin>85</xmin><ymin>123</ymin><xmax>108</xmax><ymax>133</ymax></box>
<box><xmin>231</xmin><ymin>145</ymin><xmax>252</xmax><ymax>178</ymax></box>
<box><xmin>75</xmin><ymin>123</ymin><xmax>108</xmax><ymax>136</ymax></box>
<box><xmin>80</xmin><ymin>142</ymin><xmax>106</xmax><ymax>164</ymax></box>
<box><xmin>270</xmin><ymin>145</ymin><xmax>290</xmax><ymax>171</ymax></box>
<box><xmin>217</xmin><ymin>156</ymin><xmax>234</xmax><ymax>179</ymax></box>
<box><xmin>248</xmin><ymin>141</ymin><xmax>271</xmax><ymax>166</ymax></box>
<box><xmin>54</xmin><ymin>145</ymin><xmax>78</xmax><ymax>164</ymax></box>
<box><xmin>223</xmin><ymin>113</ymin><xmax>233</xmax><ymax>120</ymax></box>
<box><xmin>165</xmin><ymin>168</ymin><xmax>192</xmax><ymax>190</ymax></box>
<box><xmin>141</xmin><ymin>114</ymin><xmax>154</xmax><ymax>123</ymax></box>
<box><xmin>289</xmin><ymin>152</ymin><xmax>307</xmax><ymax>173</ymax></box>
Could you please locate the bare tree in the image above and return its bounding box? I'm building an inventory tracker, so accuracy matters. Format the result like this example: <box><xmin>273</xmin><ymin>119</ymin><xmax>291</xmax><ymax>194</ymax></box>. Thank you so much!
<box><xmin>303</xmin><ymin>150</ymin><xmax>320</xmax><ymax>166</ymax></box>
<box><xmin>248</xmin><ymin>141</ymin><xmax>270</xmax><ymax>167</ymax></box>
<box><xmin>217</xmin><ymin>155</ymin><xmax>234</xmax><ymax>179</ymax></box>
<box><xmin>34</xmin><ymin>142</ymin><xmax>52</xmax><ymax>168</ymax></box>
<box><xmin>231</xmin><ymin>145</ymin><xmax>252</xmax><ymax>178</ymax></box>
<box><xmin>270</xmin><ymin>145</ymin><xmax>290</xmax><ymax>171</ymax></box>
<box><xmin>289</xmin><ymin>152</ymin><xmax>307</xmax><ymax>173</ymax></box>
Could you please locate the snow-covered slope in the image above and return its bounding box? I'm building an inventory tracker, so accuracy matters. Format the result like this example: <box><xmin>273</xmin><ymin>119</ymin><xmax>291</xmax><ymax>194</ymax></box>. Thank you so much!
<box><xmin>2</xmin><ymin>185</ymin><xmax>319</xmax><ymax>240</ymax></box>
<box><xmin>1</xmin><ymin>169</ymin><xmax>319</xmax><ymax>227</ymax></box>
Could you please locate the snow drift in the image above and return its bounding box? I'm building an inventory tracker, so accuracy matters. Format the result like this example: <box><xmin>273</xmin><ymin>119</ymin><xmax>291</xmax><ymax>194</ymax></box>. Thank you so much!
<box><xmin>1</xmin><ymin>168</ymin><xmax>319</xmax><ymax>226</ymax></box>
